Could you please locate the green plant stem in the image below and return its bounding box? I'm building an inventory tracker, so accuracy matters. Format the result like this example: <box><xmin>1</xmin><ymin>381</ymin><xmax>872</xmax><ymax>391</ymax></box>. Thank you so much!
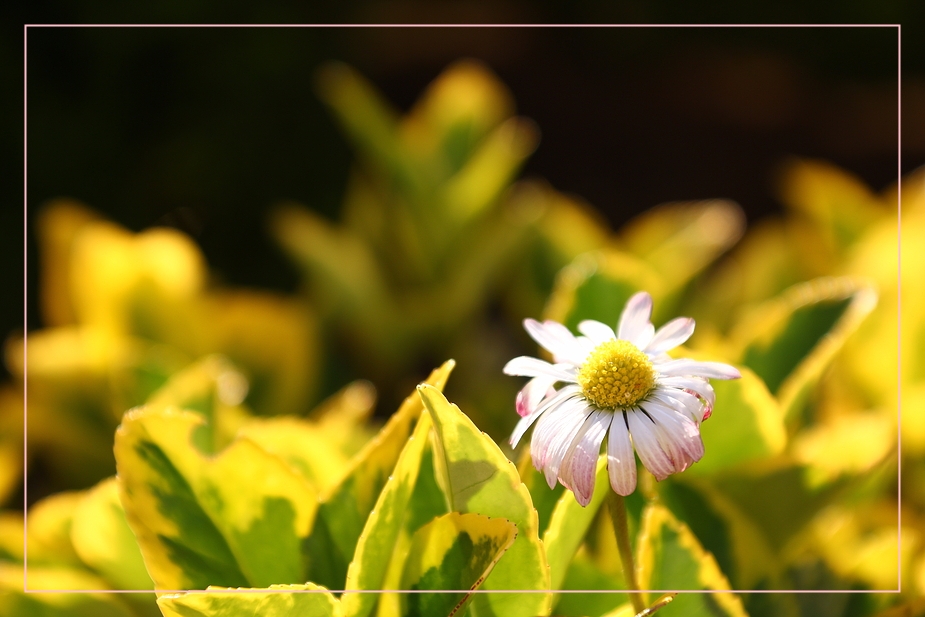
<box><xmin>607</xmin><ymin>491</ymin><xmax>646</xmax><ymax>614</ymax></box>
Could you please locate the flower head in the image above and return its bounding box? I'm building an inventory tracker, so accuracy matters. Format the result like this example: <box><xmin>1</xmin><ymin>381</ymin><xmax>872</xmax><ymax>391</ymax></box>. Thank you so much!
<box><xmin>504</xmin><ymin>291</ymin><xmax>740</xmax><ymax>505</ymax></box>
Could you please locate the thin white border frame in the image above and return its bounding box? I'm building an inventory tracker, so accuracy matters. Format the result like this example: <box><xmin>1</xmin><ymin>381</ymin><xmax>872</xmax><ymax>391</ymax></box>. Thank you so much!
<box><xmin>21</xmin><ymin>22</ymin><xmax>903</xmax><ymax>599</ymax></box>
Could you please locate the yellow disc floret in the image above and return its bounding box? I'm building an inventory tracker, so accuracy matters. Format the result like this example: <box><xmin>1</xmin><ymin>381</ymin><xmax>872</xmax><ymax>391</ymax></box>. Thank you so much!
<box><xmin>577</xmin><ymin>339</ymin><xmax>656</xmax><ymax>409</ymax></box>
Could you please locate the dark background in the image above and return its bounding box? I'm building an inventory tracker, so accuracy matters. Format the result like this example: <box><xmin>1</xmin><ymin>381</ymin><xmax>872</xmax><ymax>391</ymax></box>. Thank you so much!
<box><xmin>6</xmin><ymin>9</ymin><xmax>923</xmax><ymax>384</ymax></box>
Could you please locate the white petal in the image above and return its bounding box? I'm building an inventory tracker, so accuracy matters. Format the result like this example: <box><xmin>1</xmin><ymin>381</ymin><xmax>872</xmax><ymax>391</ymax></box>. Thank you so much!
<box><xmin>657</xmin><ymin>359</ymin><xmax>741</xmax><ymax>380</ymax></box>
<box><xmin>524</xmin><ymin>319</ymin><xmax>588</xmax><ymax>365</ymax></box>
<box><xmin>645</xmin><ymin>317</ymin><xmax>695</xmax><ymax>355</ymax></box>
<box><xmin>607</xmin><ymin>411</ymin><xmax>637</xmax><ymax>496</ymax></box>
<box><xmin>640</xmin><ymin>400</ymin><xmax>704</xmax><ymax>469</ymax></box>
<box><xmin>647</xmin><ymin>387</ymin><xmax>704</xmax><ymax>424</ymax></box>
<box><xmin>617</xmin><ymin>292</ymin><xmax>654</xmax><ymax>346</ymax></box>
<box><xmin>626</xmin><ymin>409</ymin><xmax>676</xmax><ymax>481</ymax></box>
<box><xmin>516</xmin><ymin>376</ymin><xmax>555</xmax><ymax>418</ymax></box>
<box><xmin>531</xmin><ymin>399</ymin><xmax>592</xmax><ymax>489</ymax></box>
<box><xmin>577</xmin><ymin>320</ymin><xmax>616</xmax><ymax>345</ymax></box>
<box><xmin>503</xmin><ymin>356</ymin><xmax>578</xmax><ymax>382</ymax></box>
<box><xmin>558</xmin><ymin>410</ymin><xmax>610</xmax><ymax>506</ymax></box>
<box><xmin>658</xmin><ymin>376</ymin><xmax>716</xmax><ymax>410</ymax></box>
<box><xmin>509</xmin><ymin>386</ymin><xmax>581</xmax><ymax>448</ymax></box>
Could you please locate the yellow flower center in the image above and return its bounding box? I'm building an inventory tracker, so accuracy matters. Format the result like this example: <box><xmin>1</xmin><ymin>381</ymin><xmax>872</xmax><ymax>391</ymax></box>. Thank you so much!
<box><xmin>577</xmin><ymin>339</ymin><xmax>655</xmax><ymax>409</ymax></box>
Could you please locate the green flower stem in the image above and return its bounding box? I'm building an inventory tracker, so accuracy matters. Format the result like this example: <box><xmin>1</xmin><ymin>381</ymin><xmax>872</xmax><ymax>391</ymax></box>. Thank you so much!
<box><xmin>607</xmin><ymin>491</ymin><xmax>646</xmax><ymax>614</ymax></box>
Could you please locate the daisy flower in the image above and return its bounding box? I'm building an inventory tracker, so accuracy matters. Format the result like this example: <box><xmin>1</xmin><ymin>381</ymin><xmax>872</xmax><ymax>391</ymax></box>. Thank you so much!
<box><xmin>504</xmin><ymin>291</ymin><xmax>740</xmax><ymax>505</ymax></box>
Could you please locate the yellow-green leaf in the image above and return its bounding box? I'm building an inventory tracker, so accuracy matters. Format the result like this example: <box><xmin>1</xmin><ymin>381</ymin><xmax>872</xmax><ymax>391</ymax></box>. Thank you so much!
<box><xmin>440</xmin><ymin>117</ymin><xmax>538</xmax><ymax>221</ymax></box>
<box><xmin>777</xmin><ymin>158</ymin><xmax>885</xmax><ymax>266</ymax></box>
<box><xmin>157</xmin><ymin>583</ymin><xmax>341</xmax><ymax>617</ymax></box>
<box><xmin>304</xmin><ymin>361</ymin><xmax>454</xmax><ymax>592</ymax></box>
<box><xmin>144</xmin><ymin>355</ymin><xmax>251</xmax><ymax>454</ymax></box>
<box><xmin>70</xmin><ymin>477</ymin><xmax>154</xmax><ymax>592</ymax></box>
<box><xmin>2</xmin><ymin>564</ymin><xmax>137</xmax><ymax>617</ymax></box>
<box><xmin>26</xmin><ymin>491</ymin><xmax>83</xmax><ymax>567</ymax></box>
<box><xmin>341</xmin><ymin>406</ymin><xmax>433</xmax><ymax>617</ymax></box>
<box><xmin>114</xmin><ymin>407</ymin><xmax>317</xmax><ymax>590</ymax></box>
<box><xmin>545</xmin><ymin>250</ymin><xmax>663</xmax><ymax>332</ymax></box>
<box><xmin>196</xmin><ymin>291</ymin><xmax>320</xmax><ymax>417</ymax></box>
<box><xmin>730</xmin><ymin>276</ymin><xmax>877</xmax><ymax>422</ymax></box>
<box><xmin>543</xmin><ymin>456</ymin><xmax>610</xmax><ymax>590</ymax></box>
<box><xmin>618</xmin><ymin>200</ymin><xmax>745</xmax><ymax>295</ymax></box>
<box><xmin>683</xmin><ymin>367</ymin><xmax>786</xmax><ymax>477</ymax></box>
<box><xmin>420</xmin><ymin>385</ymin><xmax>552</xmax><ymax>617</ymax></box>
<box><xmin>636</xmin><ymin>504</ymin><xmax>748</xmax><ymax>616</ymax></box>
<box><xmin>388</xmin><ymin>512</ymin><xmax>517</xmax><ymax>617</ymax></box>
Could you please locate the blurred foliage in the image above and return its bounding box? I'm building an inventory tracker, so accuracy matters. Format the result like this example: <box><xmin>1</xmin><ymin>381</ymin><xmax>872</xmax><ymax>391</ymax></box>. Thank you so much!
<box><xmin>1</xmin><ymin>61</ymin><xmax>920</xmax><ymax>617</ymax></box>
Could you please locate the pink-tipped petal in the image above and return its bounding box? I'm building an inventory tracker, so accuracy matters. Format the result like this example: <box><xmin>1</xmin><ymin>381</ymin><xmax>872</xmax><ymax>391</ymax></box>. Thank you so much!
<box><xmin>516</xmin><ymin>377</ymin><xmax>556</xmax><ymax>418</ymax></box>
<box><xmin>509</xmin><ymin>386</ymin><xmax>581</xmax><ymax>448</ymax></box>
<box><xmin>626</xmin><ymin>409</ymin><xmax>676</xmax><ymax>481</ymax></box>
<box><xmin>607</xmin><ymin>411</ymin><xmax>637</xmax><ymax>496</ymax></box>
<box><xmin>577</xmin><ymin>320</ymin><xmax>617</xmax><ymax>345</ymax></box>
<box><xmin>641</xmin><ymin>401</ymin><xmax>704</xmax><ymax>470</ymax></box>
<box><xmin>532</xmin><ymin>400</ymin><xmax>592</xmax><ymax>489</ymax></box>
<box><xmin>648</xmin><ymin>387</ymin><xmax>704</xmax><ymax>425</ymax></box>
<box><xmin>658</xmin><ymin>376</ymin><xmax>716</xmax><ymax>410</ymax></box>
<box><xmin>646</xmin><ymin>317</ymin><xmax>695</xmax><ymax>355</ymax></box>
<box><xmin>558</xmin><ymin>410</ymin><xmax>610</xmax><ymax>506</ymax></box>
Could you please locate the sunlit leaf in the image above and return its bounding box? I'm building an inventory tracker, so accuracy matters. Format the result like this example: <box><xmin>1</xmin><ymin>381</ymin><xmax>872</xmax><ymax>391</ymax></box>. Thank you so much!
<box><xmin>552</xmin><ymin>552</ymin><xmax>628</xmax><ymax>617</ymax></box>
<box><xmin>157</xmin><ymin>583</ymin><xmax>341</xmax><ymax>617</ymax></box>
<box><xmin>792</xmin><ymin>412</ymin><xmax>895</xmax><ymax>485</ymax></box>
<box><xmin>34</xmin><ymin>199</ymin><xmax>102</xmax><ymax>328</ymax></box>
<box><xmin>1</xmin><ymin>564</ymin><xmax>137</xmax><ymax>617</ymax></box>
<box><xmin>8</xmin><ymin>327</ymin><xmax>119</xmax><ymax>487</ymax></box>
<box><xmin>685</xmin><ymin>218</ymin><xmax>805</xmax><ymax>333</ymax></box>
<box><xmin>26</xmin><ymin>491</ymin><xmax>83</xmax><ymax>568</ymax></box>
<box><xmin>515</xmin><ymin>447</ymin><xmax>565</xmax><ymax>539</ymax></box>
<box><xmin>730</xmin><ymin>277</ymin><xmax>877</xmax><ymax>423</ymax></box>
<box><xmin>315</xmin><ymin>62</ymin><xmax>425</xmax><ymax>200</ymax></box>
<box><xmin>0</xmin><ymin>385</ymin><xmax>23</xmax><ymax>506</ymax></box>
<box><xmin>340</xmin><ymin>403</ymin><xmax>433</xmax><ymax>617</ymax></box>
<box><xmin>269</xmin><ymin>203</ymin><xmax>389</xmax><ymax>323</ymax></box>
<box><xmin>777</xmin><ymin>158</ymin><xmax>885</xmax><ymax>269</ymax></box>
<box><xmin>114</xmin><ymin>407</ymin><xmax>317</xmax><ymax>590</ymax></box>
<box><xmin>420</xmin><ymin>385</ymin><xmax>551</xmax><ymax>617</ymax></box>
<box><xmin>660</xmin><ymin>480</ymin><xmax>778</xmax><ymax>591</ymax></box>
<box><xmin>543</xmin><ymin>456</ymin><xmax>610</xmax><ymax>590</ymax></box>
<box><xmin>710</xmin><ymin>463</ymin><xmax>850</xmax><ymax>552</ymax></box>
<box><xmin>388</xmin><ymin>512</ymin><xmax>517</xmax><ymax>617</ymax></box>
<box><xmin>143</xmin><ymin>355</ymin><xmax>252</xmax><ymax>454</ymax></box>
<box><xmin>545</xmin><ymin>250</ymin><xmax>663</xmax><ymax>333</ymax></box>
<box><xmin>69</xmin><ymin>222</ymin><xmax>205</xmax><ymax>342</ymax></box>
<box><xmin>798</xmin><ymin>501</ymin><xmax>903</xmax><ymax>591</ymax></box>
<box><xmin>236</xmin><ymin>417</ymin><xmax>351</xmax><ymax>495</ymax></box>
<box><xmin>402</xmin><ymin>59</ymin><xmax>515</xmax><ymax>172</ymax></box>
<box><xmin>196</xmin><ymin>291</ymin><xmax>320</xmax><ymax>417</ymax></box>
<box><xmin>636</xmin><ymin>504</ymin><xmax>748</xmax><ymax>616</ymax></box>
<box><xmin>683</xmin><ymin>367</ymin><xmax>786</xmax><ymax>477</ymax></box>
<box><xmin>70</xmin><ymin>477</ymin><xmax>153</xmax><ymax>592</ymax></box>
<box><xmin>619</xmin><ymin>200</ymin><xmax>745</xmax><ymax>296</ymax></box>
<box><xmin>440</xmin><ymin>117</ymin><xmax>538</xmax><ymax>221</ymax></box>
<box><xmin>0</xmin><ymin>512</ymin><xmax>23</xmax><ymax>562</ymax></box>
<box><xmin>304</xmin><ymin>361</ymin><xmax>454</xmax><ymax>592</ymax></box>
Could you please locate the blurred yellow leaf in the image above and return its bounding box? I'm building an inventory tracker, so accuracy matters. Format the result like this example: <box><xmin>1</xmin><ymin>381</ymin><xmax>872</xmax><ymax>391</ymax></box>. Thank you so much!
<box><xmin>792</xmin><ymin>412</ymin><xmax>895</xmax><ymax>485</ymax></box>
<box><xmin>618</xmin><ymin>199</ymin><xmax>746</xmax><ymax>298</ymax></box>
<box><xmin>70</xmin><ymin>477</ymin><xmax>154</xmax><ymax>591</ymax></box>
<box><xmin>70</xmin><ymin>222</ymin><xmax>206</xmax><ymax>343</ymax></box>
<box><xmin>34</xmin><ymin>199</ymin><xmax>102</xmax><ymax>327</ymax></box>
<box><xmin>25</xmin><ymin>490</ymin><xmax>82</xmax><ymax>567</ymax></box>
